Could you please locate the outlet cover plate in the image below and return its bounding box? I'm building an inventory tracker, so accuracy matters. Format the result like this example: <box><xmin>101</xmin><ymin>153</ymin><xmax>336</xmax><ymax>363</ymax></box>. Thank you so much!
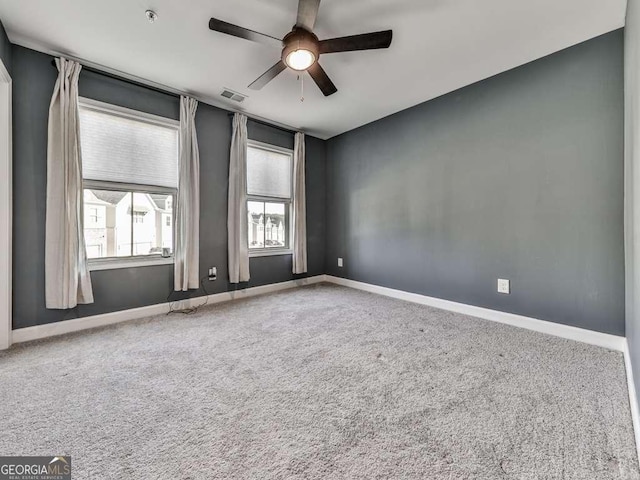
<box><xmin>338</xmin><ymin>258</ymin><xmax>343</xmax><ymax>268</ymax></box>
<box><xmin>497</xmin><ymin>278</ymin><xmax>510</xmax><ymax>294</ymax></box>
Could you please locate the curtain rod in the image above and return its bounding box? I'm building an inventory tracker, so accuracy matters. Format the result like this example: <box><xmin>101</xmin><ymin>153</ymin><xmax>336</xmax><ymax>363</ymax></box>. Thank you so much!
<box><xmin>227</xmin><ymin>112</ymin><xmax>296</xmax><ymax>135</ymax></box>
<box><xmin>49</xmin><ymin>58</ymin><xmax>300</xmax><ymax>135</ymax></box>
<box><xmin>50</xmin><ymin>59</ymin><xmax>179</xmax><ymax>98</ymax></box>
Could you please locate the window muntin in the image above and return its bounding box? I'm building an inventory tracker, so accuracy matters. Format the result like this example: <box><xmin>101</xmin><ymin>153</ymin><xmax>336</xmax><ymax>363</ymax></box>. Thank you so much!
<box><xmin>79</xmin><ymin>99</ymin><xmax>178</xmax><ymax>263</ymax></box>
<box><xmin>246</xmin><ymin>141</ymin><xmax>293</xmax><ymax>254</ymax></box>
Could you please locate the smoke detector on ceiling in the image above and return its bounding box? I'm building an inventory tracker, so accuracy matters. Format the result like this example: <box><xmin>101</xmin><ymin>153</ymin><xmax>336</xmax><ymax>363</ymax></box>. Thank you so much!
<box><xmin>145</xmin><ymin>10</ymin><xmax>158</xmax><ymax>24</ymax></box>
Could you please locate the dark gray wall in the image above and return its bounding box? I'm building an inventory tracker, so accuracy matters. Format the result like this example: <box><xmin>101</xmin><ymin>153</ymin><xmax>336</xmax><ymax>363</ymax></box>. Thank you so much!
<box><xmin>11</xmin><ymin>30</ymin><xmax>625</xmax><ymax>335</ymax></box>
<box><xmin>12</xmin><ymin>45</ymin><xmax>325</xmax><ymax>329</ymax></box>
<box><xmin>325</xmin><ymin>30</ymin><xmax>625</xmax><ymax>336</ymax></box>
<box><xmin>0</xmin><ymin>20</ymin><xmax>10</xmax><ymax>74</ymax></box>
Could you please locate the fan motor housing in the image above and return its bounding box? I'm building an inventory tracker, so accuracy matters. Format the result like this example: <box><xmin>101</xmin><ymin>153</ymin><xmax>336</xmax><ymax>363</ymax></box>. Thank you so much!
<box><xmin>281</xmin><ymin>27</ymin><xmax>320</xmax><ymax>67</ymax></box>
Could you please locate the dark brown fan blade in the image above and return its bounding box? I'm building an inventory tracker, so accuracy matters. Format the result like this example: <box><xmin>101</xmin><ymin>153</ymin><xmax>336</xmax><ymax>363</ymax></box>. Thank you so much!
<box><xmin>296</xmin><ymin>0</ymin><xmax>321</xmax><ymax>31</ymax></box>
<box><xmin>319</xmin><ymin>30</ymin><xmax>392</xmax><ymax>54</ymax></box>
<box><xmin>248</xmin><ymin>61</ymin><xmax>287</xmax><ymax>90</ymax></box>
<box><xmin>209</xmin><ymin>18</ymin><xmax>282</xmax><ymax>48</ymax></box>
<box><xmin>307</xmin><ymin>63</ymin><xmax>337</xmax><ymax>97</ymax></box>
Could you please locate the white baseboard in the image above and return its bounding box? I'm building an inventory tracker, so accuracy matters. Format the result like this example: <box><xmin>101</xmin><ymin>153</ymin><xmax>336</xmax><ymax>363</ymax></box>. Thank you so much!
<box><xmin>324</xmin><ymin>276</ymin><xmax>625</xmax><ymax>352</ymax></box>
<box><xmin>11</xmin><ymin>275</ymin><xmax>326</xmax><ymax>345</ymax></box>
<box><xmin>624</xmin><ymin>340</ymin><xmax>640</xmax><ymax>468</ymax></box>
<box><xmin>12</xmin><ymin>273</ymin><xmax>625</xmax><ymax>353</ymax></box>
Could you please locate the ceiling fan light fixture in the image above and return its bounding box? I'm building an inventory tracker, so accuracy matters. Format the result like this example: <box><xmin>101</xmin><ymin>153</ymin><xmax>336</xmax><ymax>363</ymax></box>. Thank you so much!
<box><xmin>281</xmin><ymin>27</ymin><xmax>320</xmax><ymax>72</ymax></box>
<box><xmin>208</xmin><ymin>0</ymin><xmax>393</xmax><ymax>96</ymax></box>
<box><xmin>285</xmin><ymin>49</ymin><xmax>316</xmax><ymax>71</ymax></box>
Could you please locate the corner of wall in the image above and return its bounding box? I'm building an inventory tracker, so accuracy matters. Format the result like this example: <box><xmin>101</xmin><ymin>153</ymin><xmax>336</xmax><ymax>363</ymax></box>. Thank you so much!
<box><xmin>0</xmin><ymin>19</ymin><xmax>12</xmax><ymax>76</ymax></box>
<box><xmin>322</xmin><ymin>135</ymin><xmax>330</xmax><ymax>276</ymax></box>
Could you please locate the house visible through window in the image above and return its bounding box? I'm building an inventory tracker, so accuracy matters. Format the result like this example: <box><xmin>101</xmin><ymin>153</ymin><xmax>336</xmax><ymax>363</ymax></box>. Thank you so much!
<box><xmin>79</xmin><ymin>98</ymin><xmax>179</xmax><ymax>262</ymax></box>
<box><xmin>246</xmin><ymin>141</ymin><xmax>293</xmax><ymax>253</ymax></box>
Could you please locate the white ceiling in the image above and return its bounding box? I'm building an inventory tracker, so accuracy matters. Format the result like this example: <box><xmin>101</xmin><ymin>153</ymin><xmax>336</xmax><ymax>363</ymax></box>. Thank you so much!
<box><xmin>0</xmin><ymin>0</ymin><xmax>627</xmax><ymax>139</ymax></box>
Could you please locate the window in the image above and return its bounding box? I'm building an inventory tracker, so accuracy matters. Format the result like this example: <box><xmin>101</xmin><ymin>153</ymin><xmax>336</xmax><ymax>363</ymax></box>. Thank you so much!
<box><xmin>247</xmin><ymin>140</ymin><xmax>293</xmax><ymax>255</ymax></box>
<box><xmin>88</xmin><ymin>207</ymin><xmax>100</xmax><ymax>224</ymax></box>
<box><xmin>132</xmin><ymin>211</ymin><xmax>146</xmax><ymax>224</ymax></box>
<box><xmin>79</xmin><ymin>98</ymin><xmax>179</xmax><ymax>267</ymax></box>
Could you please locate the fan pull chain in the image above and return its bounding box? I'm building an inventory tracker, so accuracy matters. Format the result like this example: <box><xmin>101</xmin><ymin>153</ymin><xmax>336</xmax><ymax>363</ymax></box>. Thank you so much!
<box><xmin>298</xmin><ymin>73</ymin><xmax>304</xmax><ymax>103</ymax></box>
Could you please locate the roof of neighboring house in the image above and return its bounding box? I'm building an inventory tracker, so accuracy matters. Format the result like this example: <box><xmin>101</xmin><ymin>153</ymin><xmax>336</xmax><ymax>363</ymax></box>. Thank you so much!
<box><xmin>87</xmin><ymin>190</ymin><xmax>172</xmax><ymax>211</ymax></box>
<box><xmin>90</xmin><ymin>190</ymin><xmax>128</xmax><ymax>205</ymax></box>
<box><xmin>149</xmin><ymin>194</ymin><xmax>171</xmax><ymax>211</ymax></box>
<box><xmin>249</xmin><ymin>213</ymin><xmax>285</xmax><ymax>225</ymax></box>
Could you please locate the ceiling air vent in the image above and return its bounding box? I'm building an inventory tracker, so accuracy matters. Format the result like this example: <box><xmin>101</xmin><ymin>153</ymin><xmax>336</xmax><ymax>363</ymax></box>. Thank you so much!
<box><xmin>221</xmin><ymin>89</ymin><xmax>247</xmax><ymax>103</ymax></box>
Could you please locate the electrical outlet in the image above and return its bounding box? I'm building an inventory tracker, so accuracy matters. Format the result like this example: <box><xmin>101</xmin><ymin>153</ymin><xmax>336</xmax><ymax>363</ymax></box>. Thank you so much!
<box><xmin>208</xmin><ymin>267</ymin><xmax>217</xmax><ymax>281</ymax></box>
<box><xmin>497</xmin><ymin>278</ymin><xmax>510</xmax><ymax>294</ymax></box>
<box><xmin>337</xmin><ymin>258</ymin><xmax>343</xmax><ymax>268</ymax></box>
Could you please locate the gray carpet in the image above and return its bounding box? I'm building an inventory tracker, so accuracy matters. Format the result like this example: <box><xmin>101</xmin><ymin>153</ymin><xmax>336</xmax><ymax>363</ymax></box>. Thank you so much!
<box><xmin>0</xmin><ymin>283</ymin><xmax>638</xmax><ymax>479</ymax></box>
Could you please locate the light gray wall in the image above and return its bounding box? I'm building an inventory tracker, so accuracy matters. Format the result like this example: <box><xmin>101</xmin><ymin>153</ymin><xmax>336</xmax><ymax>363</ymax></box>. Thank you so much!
<box><xmin>0</xmin><ymin>20</ymin><xmax>10</xmax><ymax>74</ymax></box>
<box><xmin>12</xmin><ymin>45</ymin><xmax>325</xmax><ymax>329</ymax></box>
<box><xmin>326</xmin><ymin>30</ymin><xmax>624</xmax><ymax>336</ymax></box>
<box><xmin>625</xmin><ymin>0</ymin><xmax>640</xmax><ymax>413</ymax></box>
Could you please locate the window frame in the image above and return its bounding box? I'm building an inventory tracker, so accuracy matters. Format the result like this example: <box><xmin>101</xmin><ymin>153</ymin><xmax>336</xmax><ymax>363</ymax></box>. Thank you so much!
<box><xmin>246</xmin><ymin>139</ymin><xmax>294</xmax><ymax>258</ymax></box>
<box><xmin>78</xmin><ymin>98</ymin><xmax>179</xmax><ymax>271</ymax></box>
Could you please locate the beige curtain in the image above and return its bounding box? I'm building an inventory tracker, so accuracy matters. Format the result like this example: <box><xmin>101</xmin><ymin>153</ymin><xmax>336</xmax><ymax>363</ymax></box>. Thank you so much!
<box><xmin>174</xmin><ymin>96</ymin><xmax>200</xmax><ymax>291</ymax></box>
<box><xmin>228</xmin><ymin>113</ymin><xmax>250</xmax><ymax>283</ymax></box>
<box><xmin>292</xmin><ymin>132</ymin><xmax>307</xmax><ymax>274</ymax></box>
<box><xmin>45</xmin><ymin>58</ymin><xmax>93</xmax><ymax>309</ymax></box>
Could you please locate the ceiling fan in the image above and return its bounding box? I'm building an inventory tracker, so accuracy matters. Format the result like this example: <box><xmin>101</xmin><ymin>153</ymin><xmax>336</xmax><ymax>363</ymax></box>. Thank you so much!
<box><xmin>208</xmin><ymin>0</ymin><xmax>393</xmax><ymax>97</ymax></box>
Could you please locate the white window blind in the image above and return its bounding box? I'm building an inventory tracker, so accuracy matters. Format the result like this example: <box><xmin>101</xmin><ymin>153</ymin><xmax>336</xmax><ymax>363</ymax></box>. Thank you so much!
<box><xmin>247</xmin><ymin>144</ymin><xmax>292</xmax><ymax>199</ymax></box>
<box><xmin>79</xmin><ymin>104</ymin><xmax>179</xmax><ymax>188</ymax></box>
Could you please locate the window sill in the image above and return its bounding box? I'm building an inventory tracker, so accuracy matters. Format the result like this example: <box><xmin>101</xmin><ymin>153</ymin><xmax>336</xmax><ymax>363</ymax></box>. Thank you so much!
<box><xmin>88</xmin><ymin>256</ymin><xmax>174</xmax><ymax>271</ymax></box>
<box><xmin>249</xmin><ymin>250</ymin><xmax>293</xmax><ymax>258</ymax></box>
